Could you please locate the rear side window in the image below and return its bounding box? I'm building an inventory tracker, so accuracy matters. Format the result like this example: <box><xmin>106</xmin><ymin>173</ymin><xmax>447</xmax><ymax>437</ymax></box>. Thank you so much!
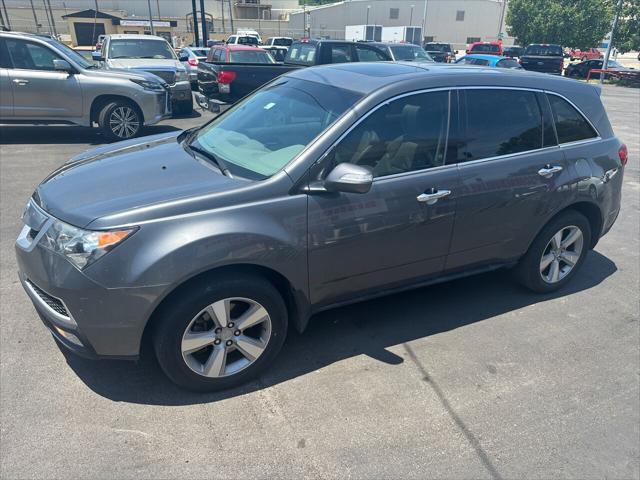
<box><xmin>454</xmin><ymin>89</ymin><xmax>543</xmax><ymax>162</ymax></box>
<box><xmin>0</xmin><ymin>39</ymin><xmax>11</xmax><ymax>68</ymax></box>
<box><xmin>496</xmin><ymin>59</ymin><xmax>520</xmax><ymax>68</ymax></box>
<box><xmin>330</xmin><ymin>45</ymin><xmax>353</xmax><ymax>63</ymax></box>
<box><xmin>6</xmin><ymin>39</ymin><xmax>61</xmax><ymax>71</ymax></box>
<box><xmin>547</xmin><ymin>94</ymin><xmax>598</xmax><ymax>144</ymax></box>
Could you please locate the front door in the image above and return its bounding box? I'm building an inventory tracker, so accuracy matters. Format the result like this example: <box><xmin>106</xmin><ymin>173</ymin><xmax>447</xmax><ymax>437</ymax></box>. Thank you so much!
<box><xmin>446</xmin><ymin>88</ymin><xmax>571</xmax><ymax>270</ymax></box>
<box><xmin>5</xmin><ymin>38</ymin><xmax>82</xmax><ymax>119</ymax></box>
<box><xmin>307</xmin><ymin>90</ymin><xmax>459</xmax><ymax>307</ymax></box>
<box><xmin>0</xmin><ymin>39</ymin><xmax>13</xmax><ymax>118</ymax></box>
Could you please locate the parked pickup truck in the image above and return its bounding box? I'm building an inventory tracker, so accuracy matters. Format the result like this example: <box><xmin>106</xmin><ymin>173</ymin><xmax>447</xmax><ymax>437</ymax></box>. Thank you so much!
<box><xmin>197</xmin><ymin>39</ymin><xmax>391</xmax><ymax>108</ymax></box>
<box><xmin>519</xmin><ymin>44</ymin><xmax>565</xmax><ymax>75</ymax></box>
<box><xmin>568</xmin><ymin>47</ymin><xmax>602</xmax><ymax>61</ymax></box>
<box><xmin>0</xmin><ymin>30</ymin><xmax>171</xmax><ymax>141</ymax></box>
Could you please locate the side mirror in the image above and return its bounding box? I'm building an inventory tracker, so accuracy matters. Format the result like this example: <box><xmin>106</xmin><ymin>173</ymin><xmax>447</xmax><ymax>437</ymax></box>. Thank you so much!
<box><xmin>53</xmin><ymin>59</ymin><xmax>73</xmax><ymax>73</ymax></box>
<box><xmin>91</xmin><ymin>51</ymin><xmax>103</xmax><ymax>62</ymax></box>
<box><xmin>178</xmin><ymin>53</ymin><xmax>189</xmax><ymax>62</ymax></box>
<box><xmin>324</xmin><ymin>163</ymin><xmax>373</xmax><ymax>194</ymax></box>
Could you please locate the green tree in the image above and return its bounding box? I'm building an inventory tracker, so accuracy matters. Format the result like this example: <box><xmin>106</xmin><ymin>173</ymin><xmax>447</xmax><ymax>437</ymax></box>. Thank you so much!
<box><xmin>506</xmin><ymin>0</ymin><xmax>613</xmax><ymax>48</ymax></box>
<box><xmin>613</xmin><ymin>0</ymin><xmax>640</xmax><ymax>52</ymax></box>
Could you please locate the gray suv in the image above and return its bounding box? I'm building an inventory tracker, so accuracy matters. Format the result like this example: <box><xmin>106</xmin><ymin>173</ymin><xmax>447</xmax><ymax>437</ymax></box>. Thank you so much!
<box><xmin>0</xmin><ymin>31</ymin><xmax>171</xmax><ymax>141</ymax></box>
<box><xmin>16</xmin><ymin>63</ymin><xmax>626</xmax><ymax>391</ymax></box>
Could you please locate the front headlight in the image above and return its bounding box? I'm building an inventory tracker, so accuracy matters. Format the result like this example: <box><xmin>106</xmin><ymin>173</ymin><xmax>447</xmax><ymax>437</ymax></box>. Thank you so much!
<box><xmin>175</xmin><ymin>70</ymin><xmax>188</xmax><ymax>82</ymax></box>
<box><xmin>130</xmin><ymin>78</ymin><xmax>165</xmax><ymax>91</ymax></box>
<box><xmin>40</xmin><ymin>220</ymin><xmax>136</xmax><ymax>270</ymax></box>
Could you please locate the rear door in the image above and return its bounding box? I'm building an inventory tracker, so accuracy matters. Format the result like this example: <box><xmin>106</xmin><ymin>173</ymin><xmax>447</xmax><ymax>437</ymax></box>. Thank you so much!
<box><xmin>5</xmin><ymin>38</ymin><xmax>82</xmax><ymax>119</ymax></box>
<box><xmin>307</xmin><ymin>90</ymin><xmax>459</xmax><ymax>307</ymax></box>
<box><xmin>445</xmin><ymin>88</ymin><xmax>571</xmax><ymax>270</ymax></box>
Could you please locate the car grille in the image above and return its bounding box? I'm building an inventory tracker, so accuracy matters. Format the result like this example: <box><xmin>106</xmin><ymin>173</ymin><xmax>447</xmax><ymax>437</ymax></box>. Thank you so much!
<box><xmin>25</xmin><ymin>279</ymin><xmax>70</xmax><ymax>318</ymax></box>
<box><xmin>147</xmin><ymin>70</ymin><xmax>176</xmax><ymax>85</ymax></box>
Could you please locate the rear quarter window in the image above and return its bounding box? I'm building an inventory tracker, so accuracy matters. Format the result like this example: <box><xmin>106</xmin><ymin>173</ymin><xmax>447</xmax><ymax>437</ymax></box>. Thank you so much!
<box><xmin>286</xmin><ymin>43</ymin><xmax>317</xmax><ymax>65</ymax></box>
<box><xmin>547</xmin><ymin>94</ymin><xmax>598</xmax><ymax>144</ymax></box>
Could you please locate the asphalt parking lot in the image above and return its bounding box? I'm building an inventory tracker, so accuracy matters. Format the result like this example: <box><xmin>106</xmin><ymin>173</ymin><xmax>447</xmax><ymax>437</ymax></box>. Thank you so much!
<box><xmin>1</xmin><ymin>86</ymin><xmax>638</xmax><ymax>479</ymax></box>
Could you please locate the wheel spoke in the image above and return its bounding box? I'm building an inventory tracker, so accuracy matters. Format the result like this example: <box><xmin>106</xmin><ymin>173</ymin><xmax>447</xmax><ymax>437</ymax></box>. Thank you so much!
<box><xmin>235</xmin><ymin>335</ymin><xmax>266</xmax><ymax>361</ymax></box>
<box><xmin>551</xmin><ymin>230</ymin><xmax>563</xmax><ymax>250</ymax></box>
<box><xmin>182</xmin><ymin>330</ymin><xmax>215</xmax><ymax>355</ymax></box>
<box><xmin>561</xmin><ymin>228</ymin><xmax>582</xmax><ymax>249</ymax></box>
<box><xmin>540</xmin><ymin>253</ymin><xmax>555</xmax><ymax>272</ymax></box>
<box><xmin>548</xmin><ymin>259</ymin><xmax>560</xmax><ymax>283</ymax></box>
<box><xmin>234</xmin><ymin>304</ymin><xmax>269</xmax><ymax>331</ymax></box>
<box><xmin>202</xmin><ymin>347</ymin><xmax>226</xmax><ymax>377</ymax></box>
<box><xmin>561</xmin><ymin>251</ymin><xmax>579</xmax><ymax>267</ymax></box>
<box><xmin>207</xmin><ymin>299</ymin><xmax>230</xmax><ymax>328</ymax></box>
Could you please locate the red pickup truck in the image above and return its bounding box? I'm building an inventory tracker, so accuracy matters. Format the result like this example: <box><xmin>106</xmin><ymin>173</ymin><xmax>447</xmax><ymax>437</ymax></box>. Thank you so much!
<box><xmin>569</xmin><ymin>48</ymin><xmax>602</xmax><ymax>61</ymax></box>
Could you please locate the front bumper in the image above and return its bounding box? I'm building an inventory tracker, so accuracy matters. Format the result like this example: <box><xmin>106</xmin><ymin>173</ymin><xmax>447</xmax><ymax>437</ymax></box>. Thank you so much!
<box><xmin>169</xmin><ymin>81</ymin><xmax>192</xmax><ymax>103</ymax></box>
<box><xmin>140</xmin><ymin>89</ymin><xmax>172</xmax><ymax>126</ymax></box>
<box><xmin>15</xmin><ymin>213</ymin><xmax>166</xmax><ymax>359</ymax></box>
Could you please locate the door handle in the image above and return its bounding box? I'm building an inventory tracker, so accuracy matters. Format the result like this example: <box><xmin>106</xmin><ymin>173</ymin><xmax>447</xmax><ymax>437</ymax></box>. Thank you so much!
<box><xmin>417</xmin><ymin>189</ymin><xmax>451</xmax><ymax>205</ymax></box>
<box><xmin>538</xmin><ymin>165</ymin><xmax>563</xmax><ymax>178</ymax></box>
<box><xmin>12</xmin><ymin>79</ymin><xmax>29</xmax><ymax>86</ymax></box>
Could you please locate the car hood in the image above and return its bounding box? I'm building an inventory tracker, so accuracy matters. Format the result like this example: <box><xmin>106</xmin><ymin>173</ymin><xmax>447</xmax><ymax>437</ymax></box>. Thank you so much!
<box><xmin>107</xmin><ymin>58</ymin><xmax>184</xmax><ymax>71</ymax></box>
<box><xmin>35</xmin><ymin>132</ymin><xmax>244</xmax><ymax>228</ymax></box>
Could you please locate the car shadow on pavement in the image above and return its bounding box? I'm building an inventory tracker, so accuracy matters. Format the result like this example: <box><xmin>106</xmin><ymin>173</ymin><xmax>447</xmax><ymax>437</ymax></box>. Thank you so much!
<box><xmin>0</xmin><ymin>125</ymin><xmax>181</xmax><ymax>145</ymax></box>
<box><xmin>62</xmin><ymin>250</ymin><xmax>617</xmax><ymax>406</ymax></box>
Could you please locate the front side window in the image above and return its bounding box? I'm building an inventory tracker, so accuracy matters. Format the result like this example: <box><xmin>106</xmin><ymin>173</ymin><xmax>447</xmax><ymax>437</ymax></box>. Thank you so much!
<box><xmin>6</xmin><ymin>39</ymin><xmax>61</xmax><ymax>71</ymax></box>
<box><xmin>327</xmin><ymin>90</ymin><xmax>450</xmax><ymax>178</ymax></box>
<box><xmin>547</xmin><ymin>94</ymin><xmax>597</xmax><ymax>144</ymax></box>
<box><xmin>389</xmin><ymin>45</ymin><xmax>433</xmax><ymax>62</ymax></box>
<box><xmin>453</xmin><ymin>89</ymin><xmax>544</xmax><ymax>163</ymax></box>
<box><xmin>108</xmin><ymin>39</ymin><xmax>176</xmax><ymax>59</ymax></box>
<box><xmin>355</xmin><ymin>45</ymin><xmax>388</xmax><ymax>62</ymax></box>
<box><xmin>192</xmin><ymin>79</ymin><xmax>362</xmax><ymax>179</ymax></box>
<box><xmin>331</xmin><ymin>45</ymin><xmax>353</xmax><ymax>63</ymax></box>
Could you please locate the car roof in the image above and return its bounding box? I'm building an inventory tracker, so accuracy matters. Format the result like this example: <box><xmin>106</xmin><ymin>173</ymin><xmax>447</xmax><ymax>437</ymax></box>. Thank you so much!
<box><xmin>369</xmin><ymin>42</ymin><xmax>419</xmax><ymax>48</ymax></box>
<box><xmin>107</xmin><ymin>34</ymin><xmax>167</xmax><ymax>41</ymax></box>
<box><xmin>285</xmin><ymin>61</ymin><xmax>596</xmax><ymax>98</ymax></box>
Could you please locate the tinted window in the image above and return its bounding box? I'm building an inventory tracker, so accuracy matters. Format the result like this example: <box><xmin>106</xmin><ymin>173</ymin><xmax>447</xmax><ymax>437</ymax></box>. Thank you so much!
<box><xmin>328</xmin><ymin>91</ymin><xmax>450</xmax><ymax>178</ymax></box>
<box><xmin>524</xmin><ymin>45</ymin><xmax>563</xmax><ymax>56</ymax></box>
<box><xmin>229</xmin><ymin>50</ymin><xmax>275</xmax><ymax>63</ymax></box>
<box><xmin>0</xmin><ymin>39</ymin><xmax>11</xmax><ymax>68</ymax></box>
<box><xmin>424</xmin><ymin>43</ymin><xmax>451</xmax><ymax>52</ymax></box>
<box><xmin>471</xmin><ymin>44</ymin><xmax>500</xmax><ymax>53</ymax></box>
<box><xmin>455</xmin><ymin>89</ymin><xmax>543</xmax><ymax>162</ymax></box>
<box><xmin>389</xmin><ymin>45</ymin><xmax>432</xmax><ymax>62</ymax></box>
<box><xmin>331</xmin><ymin>45</ymin><xmax>353</xmax><ymax>63</ymax></box>
<box><xmin>237</xmin><ymin>36</ymin><xmax>258</xmax><ymax>46</ymax></box>
<box><xmin>355</xmin><ymin>45</ymin><xmax>388</xmax><ymax>62</ymax></box>
<box><xmin>272</xmin><ymin>38</ymin><xmax>292</xmax><ymax>47</ymax></box>
<box><xmin>547</xmin><ymin>94</ymin><xmax>597</xmax><ymax>144</ymax></box>
<box><xmin>496</xmin><ymin>59</ymin><xmax>521</xmax><ymax>68</ymax></box>
<box><xmin>6</xmin><ymin>39</ymin><xmax>61</xmax><ymax>70</ymax></box>
<box><xmin>285</xmin><ymin>43</ymin><xmax>317</xmax><ymax>65</ymax></box>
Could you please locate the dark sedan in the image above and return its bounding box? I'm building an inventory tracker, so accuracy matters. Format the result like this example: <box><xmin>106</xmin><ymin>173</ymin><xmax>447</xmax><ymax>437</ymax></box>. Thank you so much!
<box><xmin>565</xmin><ymin>59</ymin><xmax>631</xmax><ymax>79</ymax></box>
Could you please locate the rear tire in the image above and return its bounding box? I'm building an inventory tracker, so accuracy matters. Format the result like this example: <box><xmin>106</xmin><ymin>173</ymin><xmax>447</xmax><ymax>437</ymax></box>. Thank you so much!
<box><xmin>153</xmin><ymin>274</ymin><xmax>288</xmax><ymax>392</ymax></box>
<box><xmin>98</xmin><ymin>101</ymin><xmax>142</xmax><ymax>142</ymax></box>
<box><xmin>514</xmin><ymin>210</ymin><xmax>591</xmax><ymax>293</ymax></box>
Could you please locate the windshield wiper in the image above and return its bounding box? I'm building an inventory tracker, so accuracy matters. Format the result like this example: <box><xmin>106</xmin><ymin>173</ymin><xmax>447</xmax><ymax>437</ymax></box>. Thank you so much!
<box><xmin>187</xmin><ymin>144</ymin><xmax>231</xmax><ymax>177</ymax></box>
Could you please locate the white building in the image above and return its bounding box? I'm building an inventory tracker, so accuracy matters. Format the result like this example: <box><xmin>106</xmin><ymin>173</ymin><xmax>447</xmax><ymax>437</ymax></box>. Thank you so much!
<box><xmin>289</xmin><ymin>0</ymin><xmax>513</xmax><ymax>48</ymax></box>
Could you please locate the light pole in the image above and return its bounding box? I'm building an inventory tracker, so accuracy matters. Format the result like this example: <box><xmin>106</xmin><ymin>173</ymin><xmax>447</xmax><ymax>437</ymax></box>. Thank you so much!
<box><xmin>421</xmin><ymin>0</ymin><xmax>428</xmax><ymax>36</ymax></box>
<box><xmin>410</xmin><ymin>5</ymin><xmax>415</xmax><ymax>26</ymax></box>
<box><xmin>146</xmin><ymin>0</ymin><xmax>155</xmax><ymax>35</ymax></box>
<box><xmin>601</xmin><ymin>0</ymin><xmax>624</xmax><ymax>85</ymax></box>
<box><xmin>366</xmin><ymin>5</ymin><xmax>370</xmax><ymax>25</ymax></box>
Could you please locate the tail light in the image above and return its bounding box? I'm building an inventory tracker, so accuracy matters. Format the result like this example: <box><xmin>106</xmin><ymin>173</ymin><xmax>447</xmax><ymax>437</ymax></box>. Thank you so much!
<box><xmin>217</xmin><ymin>70</ymin><xmax>237</xmax><ymax>94</ymax></box>
<box><xmin>618</xmin><ymin>144</ymin><xmax>628</xmax><ymax>166</ymax></box>
<box><xmin>188</xmin><ymin>58</ymin><xmax>198</xmax><ymax>66</ymax></box>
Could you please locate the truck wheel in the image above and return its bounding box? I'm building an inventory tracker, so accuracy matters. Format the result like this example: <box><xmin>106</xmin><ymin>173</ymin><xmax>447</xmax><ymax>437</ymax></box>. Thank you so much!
<box><xmin>153</xmin><ymin>274</ymin><xmax>288</xmax><ymax>392</ymax></box>
<box><xmin>98</xmin><ymin>101</ymin><xmax>142</xmax><ymax>142</ymax></box>
<box><xmin>514</xmin><ymin>210</ymin><xmax>591</xmax><ymax>293</ymax></box>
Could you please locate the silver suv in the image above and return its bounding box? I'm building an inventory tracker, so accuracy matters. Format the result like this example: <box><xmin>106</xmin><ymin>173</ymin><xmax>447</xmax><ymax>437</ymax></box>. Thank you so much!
<box><xmin>96</xmin><ymin>34</ymin><xmax>193</xmax><ymax>115</ymax></box>
<box><xmin>0</xmin><ymin>31</ymin><xmax>170</xmax><ymax>141</ymax></box>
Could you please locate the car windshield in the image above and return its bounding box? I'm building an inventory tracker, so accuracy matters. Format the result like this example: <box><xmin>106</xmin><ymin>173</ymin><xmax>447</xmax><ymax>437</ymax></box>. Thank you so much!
<box><xmin>108</xmin><ymin>39</ymin><xmax>176</xmax><ymax>59</ymax></box>
<box><xmin>389</xmin><ymin>45</ymin><xmax>433</xmax><ymax>62</ymax></box>
<box><xmin>191</xmin><ymin>79</ymin><xmax>362</xmax><ymax>179</ymax></box>
<box><xmin>272</xmin><ymin>38</ymin><xmax>292</xmax><ymax>47</ymax></box>
<box><xmin>524</xmin><ymin>45</ymin><xmax>563</xmax><ymax>56</ymax></box>
<box><xmin>472</xmin><ymin>44</ymin><xmax>500</xmax><ymax>53</ymax></box>
<box><xmin>46</xmin><ymin>39</ymin><xmax>94</xmax><ymax>68</ymax></box>
<box><xmin>425</xmin><ymin>43</ymin><xmax>451</xmax><ymax>52</ymax></box>
<box><xmin>237</xmin><ymin>36</ymin><xmax>259</xmax><ymax>45</ymax></box>
<box><xmin>229</xmin><ymin>50</ymin><xmax>275</xmax><ymax>63</ymax></box>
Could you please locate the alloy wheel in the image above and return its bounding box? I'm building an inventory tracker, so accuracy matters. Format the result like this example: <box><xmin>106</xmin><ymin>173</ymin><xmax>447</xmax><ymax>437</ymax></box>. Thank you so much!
<box><xmin>181</xmin><ymin>297</ymin><xmax>272</xmax><ymax>378</ymax></box>
<box><xmin>109</xmin><ymin>106</ymin><xmax>140</xmax><ymax>139</ymax></box>
<box><xmin>539</xmin><ymin>225</ymin><xmax>584</xmax><ymax>284</ymax></box>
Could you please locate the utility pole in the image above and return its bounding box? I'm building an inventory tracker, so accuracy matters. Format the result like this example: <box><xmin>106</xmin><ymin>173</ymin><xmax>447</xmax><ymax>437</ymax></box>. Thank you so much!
<box><xmin>41</xmin><ymin>0</ymin><xmax>52</xmax><ymax>34</ymax></box>
<box><xmin>46</xmin><ymin>0</ymin><xmax>57</xmax><ymax>36</ymax></box>
<box><xmin>199</xmin><ymin>0</ymin><xmax>208</xmax><ymax>45</ymax></box>
<box><xmin>409</xmin><ymin>5</ymin><xmax>414</xmax><ymax>26</ymax></box>
<box><xmin>156</xmin><ymin>0</ymin><xmax>161</xmax><ymax>20</ymax></box>
<box><xmin>146</xmin><ymin>0</ymin><xmax>155</xmax><ymax>35</ymax></box>
<box><xmin>601</xmin><ymin>0</ymin><xmax>623</xmax><ymax>85</ymax></box>
<box><xmin>29</xmin><ymin>0</ymin><xmax>40</xmax><ymax>33</ymax></box>
<box><xmin>1</xmin><ymin>0</ymin><xmax>10</xmax><ymax>30</ymax></box>
<box><xmin>228</xmin><ymin>0</ymin><xmax>234</xmax><ymax>33</ymax></box>
<box><xmin>191</xmin><ymin>0</ymin><xmax>199</xmax><ymax>46</ymax></box>
<box><xmin>221</xmin><ymin>0</ymin><xmax>225</xmax><ymax>33</ymax></box>
<box><xmin>497</xmin><ymin>0</ymin><xmax>507</xmax><ymax>38</ymax></box>
<box><xmin>421</xmin><ymin>0</ymin><xmax>428</xmax><ymax>36</ymax></box>
<box><xmin>366</xmin><ymin>5</ymin><xmax>370</xmax><ymax>25</ymax></box>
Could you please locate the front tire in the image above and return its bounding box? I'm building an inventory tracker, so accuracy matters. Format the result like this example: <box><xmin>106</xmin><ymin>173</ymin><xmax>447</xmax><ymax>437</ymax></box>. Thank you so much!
<box><xmin>515</xmin><ymin>210</ymin><xmax>591</xmax><ymax>293</ymax></box>
<box><xmin>153</xmin><ymin>274</ymin><xmax>288</xmax><ymax>392</ymax></box>
<box><xmin>98</xmin><ymin>101</ymin><xmax>142</xmax><ymax>142</ymax></box>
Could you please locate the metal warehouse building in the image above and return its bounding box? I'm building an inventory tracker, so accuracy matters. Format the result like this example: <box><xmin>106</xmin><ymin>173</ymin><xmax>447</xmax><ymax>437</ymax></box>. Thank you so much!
<box><xmin>289</xmin><ymin>0</ymin><xmax>512</xmax><ymax>49</ymax></box>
